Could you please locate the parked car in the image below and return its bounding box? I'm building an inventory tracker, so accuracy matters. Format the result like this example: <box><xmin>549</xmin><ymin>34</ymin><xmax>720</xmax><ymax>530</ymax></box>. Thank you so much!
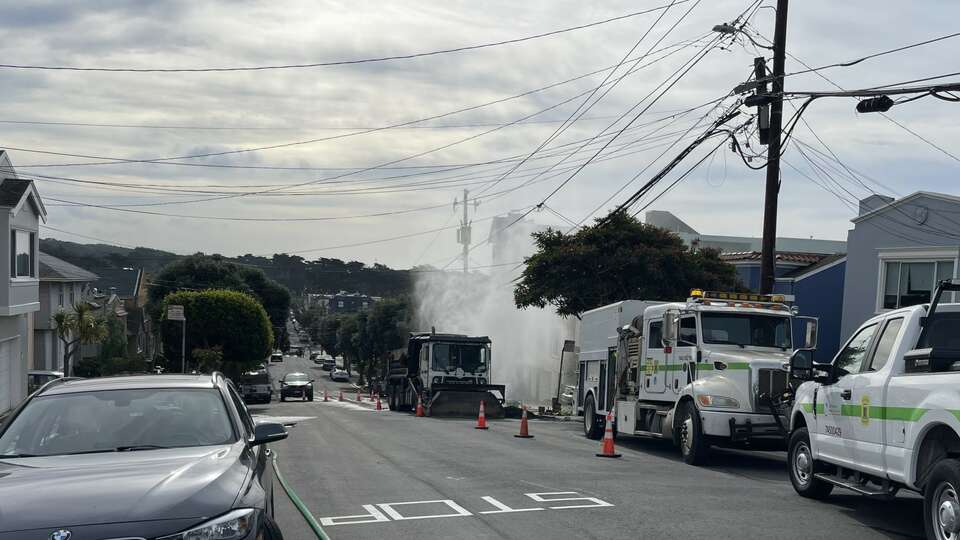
<box><xmin>331</xmin><ymin>368</ymin><xmax>349</xmax><ymax>382</ymax></box>
<box><xmin>310</xmin><ymin>352</ymin><xmax>321</xmax><ymax>364</ymax></box>
<box><xmin>239</xmin><ymin>369</ymin><xmax>272</xmax><ymax>404</ymax></box>
<box><xmin>322</xmin><ymin>358</ymin><xmax>337</xmax><ymax>371</ymax></box>
<box><xmin>280</xmin><ymin>372</ymin><xmax>314</xmax><ymax>401</ymax></box>
<box><xmin>269</xmin><ymin>352</ymin><xmax>284</xmax><ymax>363</ymax></box>
<box><xmin>0</xmin><ymin>373</ymin><xmax>287</xmax><ymax>539</ymax></box>
<box><xmin>26</xmin><ymin>370</ymin><xmax>63</xmax><ymax>395</ymax></box>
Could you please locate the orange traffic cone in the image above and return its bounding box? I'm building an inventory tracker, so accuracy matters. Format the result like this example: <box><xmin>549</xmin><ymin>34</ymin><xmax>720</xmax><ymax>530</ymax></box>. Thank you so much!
<box><xmin>338</xmin><ymin>390</ymin><xmax>344</xmax><ymax>402</ymax></box>
<box><xmin>596</xmin><ymin>411</ymin><xmax>621</xmax><ymax>458</ymax></box>
<box><xmin>475</xmin><ymin>400</ymin><xmax>489</xmax><ymax>430</ymax></box>
<box><xmin>356</xmin><ymin>389</ymin><xmax>362</xmax><ymax>402</ymax></box>
<box><xmin>323</xmin><ymin>389</ymin><xmax>329</xmax><ymax>402</ymax></box>
<box><xmin>416</xmin><ymin>394</ymin><xmax>426</xmax><ymax>417</ymax></box>
<box><xmin>376</xmin><ymin>395</ymin><xmax>383</xmax><ymax>411</ymax></box>
<box><xmin>514</xmin><ymin>406</ymin><xmax>534</xmax><ymax>438</ymax></box>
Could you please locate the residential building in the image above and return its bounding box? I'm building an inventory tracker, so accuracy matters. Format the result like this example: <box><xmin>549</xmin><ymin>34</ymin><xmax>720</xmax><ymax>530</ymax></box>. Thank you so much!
<box><xmin>35</xmin><ymin>252</ymin><xmax>99</xmax><ymax>371</ymax></box>
<box><xmin>327</xmin><ymin>292</ymin><xmax>377</xmax><ymax>314</ymax></box>
<box><xmin>0</xmin><ymin>153</ymin><xmax>47</xmax><ymax>415</ymax></box>
<box><xmin>83</xmin><ymin>267</ymin><xmax>155</xmax><ymax>360</ymax></box>
<box><xmin>841</xmin><ymin>192</ymin><xmax>960</xmax><ymax>340</ymax></box>
<box><xmin>645</xmin><ymin>210</ymin><xmax>847</xmax><ymax>254</ymax></box>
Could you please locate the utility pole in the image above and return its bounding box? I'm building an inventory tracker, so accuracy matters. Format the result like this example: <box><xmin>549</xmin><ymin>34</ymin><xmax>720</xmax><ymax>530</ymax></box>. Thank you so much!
<box><xmin>759</xmin><ymin>0</ymin><xmax>789</xmax><ymax>294</ymax></box>
<box><xmin>454</xmin><ymin>189</ymin><xmax>478</xmax><ymax>274</ymax></box>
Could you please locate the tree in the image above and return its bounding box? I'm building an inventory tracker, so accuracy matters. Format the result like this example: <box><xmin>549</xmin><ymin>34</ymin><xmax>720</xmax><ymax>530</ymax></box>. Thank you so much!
<box><xmin>514</xmin><ymin>211</ymin><xmax>743</xmax><ymax>318</ymax></box>
<box><xmin>336</xmin><ymin>315</ymin><xmax>360</xmax><ymax>373</ymax></box>
<box><xmin>149</xmin><ymin>254</ymin><xmax>291</xmax><ymax>331</ymax></box>
<box><xmin>318</xmin><ymin>316</ymin><xmax>342</xmax><ymax>357</ymax></box>
<box><xmin>161</xmin><ymin>289</ymin><xmax>273</xmax><ymax>379</ymax></box>
<box><xmin>98</xmin><ymin>314</ymin><xmax>128</xmax><ymax>361</ymax></box>
<box><xmin>363</xmin><ymin>297</ymin><xmax>409</xmax><ymax>384</ymax></box>
<box><xmin>52</xmin><ymin>303</ymin><xmax>109</xmax><ymax>376</ymax></box>
<box><xmin>192</xmin><ymin>347</ymin><xmax>224</xmax><ymax>373</ymax></box>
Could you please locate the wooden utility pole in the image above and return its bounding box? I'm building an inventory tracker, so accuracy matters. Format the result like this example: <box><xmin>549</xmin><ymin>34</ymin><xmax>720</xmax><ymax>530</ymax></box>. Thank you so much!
<box><xmin>759</xmin><ymin>0</ymin><xmax>789</xmax><ymax>294</ymax></box>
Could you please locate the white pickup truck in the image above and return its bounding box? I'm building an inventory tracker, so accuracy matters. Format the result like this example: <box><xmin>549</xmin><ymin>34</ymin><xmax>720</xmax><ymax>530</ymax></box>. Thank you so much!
<box><xmin>787</xmin><ymin>281</ymin><xmax>960</xmax><ymax>540</ymax></box>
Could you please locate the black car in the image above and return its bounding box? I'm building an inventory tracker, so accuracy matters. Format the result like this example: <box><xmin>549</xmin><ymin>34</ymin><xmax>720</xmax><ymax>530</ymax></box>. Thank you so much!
<box><xmin>279</xmin><ymin>372</ymin><xmax>314</xmax><ymax>401</ymax></box>
<box><xmin>0</xmin><ymin>373</ymin><xmax>287</xmax><ymax>540</ymax></box>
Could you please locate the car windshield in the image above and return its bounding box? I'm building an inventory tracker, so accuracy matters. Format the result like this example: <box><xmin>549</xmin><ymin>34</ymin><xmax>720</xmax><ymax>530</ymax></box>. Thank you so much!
<box><xmin>240</xmin><ymin>371</ymin><xmax>269</xmax><ymax>385</ymax></box>
<box><xmin>0</xmin><ymin>388</ymin><xmax>236</xmax><ymax>457</ymax></box>
<box><xmin>285</xmin><ymin>373</ymin><xmax>309</xmax><ymax>382</ymax></box>
<box><xmin>701</xmin><ymin>313</ymin><xmax>792</xmax><ymax>349</ymax></box>
<box><xmin>432</xmin><ymin>343</ymin><xmax>488</xmax><ymax>373</ymax></box>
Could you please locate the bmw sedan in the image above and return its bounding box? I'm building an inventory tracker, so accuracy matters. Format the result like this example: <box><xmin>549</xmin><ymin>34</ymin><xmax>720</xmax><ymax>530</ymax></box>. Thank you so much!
<box><xmin>0</xmin><ymin>373</ymin><xmax>287</xmax><ymax>540</ymax></box>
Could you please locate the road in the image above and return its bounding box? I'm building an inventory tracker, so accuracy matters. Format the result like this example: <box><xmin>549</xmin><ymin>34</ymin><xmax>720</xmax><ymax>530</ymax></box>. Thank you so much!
<box><xmin>251</xmin><ymin>351</ymin><xmax>923</xmax><ymax>540</ymax></box>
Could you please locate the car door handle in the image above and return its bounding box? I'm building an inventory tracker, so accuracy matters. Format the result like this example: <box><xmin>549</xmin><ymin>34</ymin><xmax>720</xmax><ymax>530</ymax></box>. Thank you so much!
<box><xmin>841</xmin><ymin>389</ymin><xmax>852</xmax><ymax>400</ymax></box>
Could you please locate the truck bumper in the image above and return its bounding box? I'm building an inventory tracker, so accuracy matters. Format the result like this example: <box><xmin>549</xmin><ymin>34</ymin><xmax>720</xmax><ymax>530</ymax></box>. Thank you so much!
<box><xmin>700</xmin><ymin>410</ymin><xmax>785</xmax><ymax>440</ymax></box>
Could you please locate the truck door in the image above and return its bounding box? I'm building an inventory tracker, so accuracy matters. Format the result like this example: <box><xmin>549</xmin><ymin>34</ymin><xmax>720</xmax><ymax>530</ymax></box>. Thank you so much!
<box><xmin>672</xmin><ymin>315</ymin><xmax>698</xmax><ymax>393</ymax></box>
<box><xmin>643</xmin><ymin>319</ymin><xmax>667</xmax><ymax>394</ymax></box>
<box><xmin>849</xmin><ymin>317</ymin><xmax>904</xmax><ymax>477</ymax></box>
<box><xmin>818</xmin><ymin>322</ymin><xmax>879</xmax><ymax>468</ymax></box>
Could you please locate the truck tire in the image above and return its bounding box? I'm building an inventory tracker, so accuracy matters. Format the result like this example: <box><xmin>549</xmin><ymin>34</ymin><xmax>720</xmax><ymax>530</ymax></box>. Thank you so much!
<box><xmin>924</xmin><ymin>459</ymin><xmax>960</xmax><ymax>540</ymax></box>
<box><xmin>678</xmin><ymin>400</ymin><xmax>709</xmax><ymax>465</ymax></box>
<box><xmin>583</xmin><ymin>394</ymin><xmax>603</xmax><ymax>440</ymax></box>
<box><xmin>787</xmin><ymin>427</ymin><xmax>833</xmax><ymax>499</ymax></box>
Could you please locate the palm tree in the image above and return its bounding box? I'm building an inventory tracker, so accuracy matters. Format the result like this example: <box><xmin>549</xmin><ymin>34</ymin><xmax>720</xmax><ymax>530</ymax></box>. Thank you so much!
<box><xmin>52</xmin><ymin>303</ymin><xmax>108</xmax><ymax>376</ymax></box>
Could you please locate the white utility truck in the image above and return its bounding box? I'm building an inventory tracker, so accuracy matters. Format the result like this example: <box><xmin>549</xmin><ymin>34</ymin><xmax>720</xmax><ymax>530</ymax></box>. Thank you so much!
<box><xmin>787</xmin><ymin>280</ymin><xmax>960</xmax><ymax>540</ymax></box>
<box><xmin>576</xmin><ymin>290</ymin><xmax>817</xmax><ymax>464</ymax></box>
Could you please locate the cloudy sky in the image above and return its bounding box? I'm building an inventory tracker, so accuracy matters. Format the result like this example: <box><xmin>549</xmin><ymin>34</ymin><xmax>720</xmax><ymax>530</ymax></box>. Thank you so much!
<box><xmin>0</xmin><ymin>0</ymin><xmax>957</xmax><ymax>269</ymax></box>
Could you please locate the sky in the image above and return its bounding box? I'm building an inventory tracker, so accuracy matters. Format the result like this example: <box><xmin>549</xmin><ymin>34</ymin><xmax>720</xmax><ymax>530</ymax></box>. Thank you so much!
<box><xmin>0</xmin><ymin>0</ymin><xmax>958</xmax><ymax>269</ymax></box>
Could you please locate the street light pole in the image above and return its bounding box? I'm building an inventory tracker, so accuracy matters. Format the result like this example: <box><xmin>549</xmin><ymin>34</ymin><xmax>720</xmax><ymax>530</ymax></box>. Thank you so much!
<box><xmin>759</xmin><ymin>0</ymin><xmax>789</xmax><ymax>294</ymax></box>
<box><xmin>181</xmin><ymin>319</ymin><xmax>186</xmax><ymax>374</ymax></box>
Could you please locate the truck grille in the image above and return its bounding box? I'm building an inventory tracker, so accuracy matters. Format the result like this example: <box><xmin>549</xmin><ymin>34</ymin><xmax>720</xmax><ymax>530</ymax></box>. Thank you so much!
<box><xmin>756</xmin><ymin>368</ymin><xmax>787</xmax><ymax>409</ymax></box>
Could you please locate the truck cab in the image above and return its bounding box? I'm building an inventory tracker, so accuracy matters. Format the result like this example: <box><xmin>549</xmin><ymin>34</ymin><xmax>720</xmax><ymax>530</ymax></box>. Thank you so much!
<box><xmin>577</xmin><ymin>290</ymin><xmax>817</xmax><ymax>464</ymax></box>
<box><xmin>787</xmin><ymin>280</ymin><xmax>960</xmax><ymax>539</ymax></box>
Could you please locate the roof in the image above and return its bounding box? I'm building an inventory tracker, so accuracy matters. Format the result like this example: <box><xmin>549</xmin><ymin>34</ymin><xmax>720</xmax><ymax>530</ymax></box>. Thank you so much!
<box><xmin>90</xmin><ymin>267</ymin><xmax>142</xmax><ymax>298</ymax></box>
<box><xmin>38</xmin><ymin>252</ymin><xmax>99</xmax><ymax>282</ymax></box>
<box><xmin>41</xmin><ymin>374</ymin><xmax>219</xmax><ymax>396</ymax></box>
<box><xmin>0</xmin><ymin>178</ymin><xmax>30</xmax><ymax>207</ymax></box>
<box><xmin>409</xmin><ymin>332</ymin><xmax>491</xmax><ymax>344</ymax></box>
<box><xmin>780</xmin><ymin>253</ymin><xmax>847</xmax><ymax>280</ymax></box>
<box><xmin>719</xmin><ymin>251</ymin><xmax>831</xmax><ymax>265</ymax></box>
<box><xmin>853</xmin><ymin>191</ymin><xmax>960</xmax><ymax>223</ymax></box>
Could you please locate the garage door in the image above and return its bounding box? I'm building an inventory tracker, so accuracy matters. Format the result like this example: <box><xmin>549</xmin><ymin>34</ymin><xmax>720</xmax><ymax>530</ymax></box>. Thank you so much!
<box><xmin>0</xmin><ymin>340</ymin><xmax>11</xmax><ymax>413</ymax></box>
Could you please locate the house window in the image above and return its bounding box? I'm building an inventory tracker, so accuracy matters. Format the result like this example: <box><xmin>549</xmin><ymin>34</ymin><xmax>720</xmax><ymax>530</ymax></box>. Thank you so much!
<box><xmin>69</xmin><ymin>285</ymin><xmax>75</xmax><ymax>305</ymax></box>
<box><xmin>883</xmin><ymin>260</ymin><xmax>955</xmax><ymax>309</ymax></box>
<box><xmin>337</xmin><ymin>301</ymin><xmax>344</xmax><ymax>308</ymax></box>
<box><xmin>58</xmin><ymin>284</ymin><xmax>64</xmax><ymax>307</ymax></box>
<box><xmin>10</xmin><ymin>230</ymin><xmax>35</xmax><ymax>278</ymax></box>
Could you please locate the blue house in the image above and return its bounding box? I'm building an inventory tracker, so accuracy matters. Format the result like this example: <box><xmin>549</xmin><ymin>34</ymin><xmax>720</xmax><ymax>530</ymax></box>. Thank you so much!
<box><xmin>720</xmin><ymin>251</ymin><xmax>847</xmax><ymax>361</ymax></box>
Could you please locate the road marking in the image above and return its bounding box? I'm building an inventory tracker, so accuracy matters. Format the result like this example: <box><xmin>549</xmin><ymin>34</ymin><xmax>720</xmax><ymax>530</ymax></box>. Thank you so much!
<box><xmin>377</xmin><ymin>500</ymin><xmax>473</xmax><ymax>521</ymax></box>
<box><xmin>318</xmin><ymin>492</ymin><xmax>613</xmax><ymax>527</ymax></box>
<box><xmin>479</xmin><ymin>496</ymin><xmax>544</xmax><ymax>514</ymax></box>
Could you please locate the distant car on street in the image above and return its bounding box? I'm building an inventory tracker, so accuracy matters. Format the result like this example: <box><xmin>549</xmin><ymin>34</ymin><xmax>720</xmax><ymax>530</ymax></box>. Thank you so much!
<box><xmin>331</xmin><ymin>368</ymin><xmax>349</xmax><ymax>382</ymax></box>
<box><xmin>310</xmin><ymin>352</ymin><xmax>321</xmax><ymax>363</ymax></box>
<box><xmin>0</xmin><ymin>373</ymin><xmax>288</xmax><ymax>539</ymax></box>
<box><xmin>238</xmin><ymin>369</ymin><xmax>272</xmax><ymax>404</ymax></box>
<box><xmin>280</xmin><ymin>372</ymin><xmax>314</xmax><ymax>401</ymax></box>
<box><xmin>27</xmin><ymin>370</ymin><xmax>63</xmax><ymax>394</ymax></box>
<box><xmin>322</xmin><ymin>358</ymin><xmax>337</xmax><ymax>371</ymax></box>
<box><xmin>269</xmin><ymin>352</ymin><xmax>284</xmax><ymax>363</ymax></box>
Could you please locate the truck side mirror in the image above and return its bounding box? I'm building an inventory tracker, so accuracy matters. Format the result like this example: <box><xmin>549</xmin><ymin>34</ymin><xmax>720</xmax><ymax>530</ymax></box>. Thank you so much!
<box><xmin>789</xmin><ymin>348</ymin><xmax>815</xmax><ymax>381</ymax></box>
<box><xmin>662</xmin><ymin>311</ymin><xmax>678</xmax><ymax>346</ymax></box>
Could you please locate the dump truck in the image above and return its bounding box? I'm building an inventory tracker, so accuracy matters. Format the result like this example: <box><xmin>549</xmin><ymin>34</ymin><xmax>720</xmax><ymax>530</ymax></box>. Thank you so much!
<box><xmin>385</xmin><ymin>331</ymin><xmax>506</xmax><ymax>417</ymax></box>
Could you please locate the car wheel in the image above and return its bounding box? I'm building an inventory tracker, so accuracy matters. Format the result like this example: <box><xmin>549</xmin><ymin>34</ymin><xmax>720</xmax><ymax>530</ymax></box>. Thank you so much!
<box><xmin>583</xmin><ymin>394</ymin><xmax>603</xmax><ymax>440</ymax></box>
<box><xmin>788</xmin><ymin>427</ymin><xmax>833</xmax><ymax>499</ymax></box>
<box><xmin>263</xmin><ymin>515</ymin><xmax>284</xmax><ymax>540</ymax></box>
<box><xmin>678</xmin><ymin>400</ymin><xmax>709</xmax><ymax>466</ymax></box>
<box><xmin>924</xmin><ymin>459</ymin><xmax>960</xmax><ymax>540</ymax></box>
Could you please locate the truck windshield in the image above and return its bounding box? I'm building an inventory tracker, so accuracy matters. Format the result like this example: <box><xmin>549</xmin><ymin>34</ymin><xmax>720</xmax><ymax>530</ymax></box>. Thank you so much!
<box><xmin>701</xmin><ymin>313</ymin><xmax>792</xmax><ymax>349</ymax></box>
<box><xmin>432</xmin><ymin>343</ymin><xmax>488</xmax><ymax>373</ymax></box>
<box><xmin>240</xmin><ymin>371</ymin><xmax>269</xmax><ymax>385</ymax></box>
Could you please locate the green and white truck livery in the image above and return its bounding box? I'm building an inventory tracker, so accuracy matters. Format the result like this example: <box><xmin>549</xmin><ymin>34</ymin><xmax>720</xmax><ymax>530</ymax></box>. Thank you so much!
<box><xmin>787</xmin><ymin>280</ymin><xmax>960</xmax><ymax>540</ymax></box>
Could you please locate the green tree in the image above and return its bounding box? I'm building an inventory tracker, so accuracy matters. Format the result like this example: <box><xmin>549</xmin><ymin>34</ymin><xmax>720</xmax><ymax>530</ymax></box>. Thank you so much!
<box><xmin>161</xmin><ymin>289</ymin><xmax>274</xmax><ymax>379</ymax></box>
<box><xmin>98</xmin><ymin>314</ymin><xmax>128</xmax><ymax>361</ymax></box>
<box><xmin>318</xmin><ymin>316</ymin><xmax>342</xmax><ymax>357</ymax></box>
<box><xmin>52</xmin><ymin>303</ymin><xmax>109</xmax><ymax>376</ymax></box>
<box><xmin>192</xmin><ymin>347</ymin><xmax>224</xmax><ymax>374</ymax></box>
<box><xmin>363</xmin><ymin>297</ymin><xmax>409</xmax><ymax>384</ymax></box>
<box><xmin>514</xmin><ymin>211</ymin><xmax>743</xmax><ymax>318</ymax></box>
<box><xmin>336</xmin><ymin>315</ymin><xmax>360</xmax><ymax>374</ymax></box>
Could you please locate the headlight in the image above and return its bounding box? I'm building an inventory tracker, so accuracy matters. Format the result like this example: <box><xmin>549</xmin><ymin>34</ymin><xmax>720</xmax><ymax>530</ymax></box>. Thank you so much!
<box><xmin>158</xmin><ymin>508</ymin><xmax>255</xmax><ymax>540</ymax></box>
<box><xmin>479</xmin><ymin>378</ymin><xmax>487</xmax><ymax>385</ymax></box>
<box><xmin>433</xmin><ymin>376</ymin><xmax>441</xmax><ymax>384</ymax></box>
<box><xmin>697</xmin><ymin>394</ymin><xmax>740</xmax><ymax>408</ymax></box>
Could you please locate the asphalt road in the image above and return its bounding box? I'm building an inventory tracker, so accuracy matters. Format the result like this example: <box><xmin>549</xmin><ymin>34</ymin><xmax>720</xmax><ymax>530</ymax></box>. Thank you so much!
<box><xmin>250</xmin><ymin>351</ymin><xmax>924</xmax><ymax>540</ymax></box>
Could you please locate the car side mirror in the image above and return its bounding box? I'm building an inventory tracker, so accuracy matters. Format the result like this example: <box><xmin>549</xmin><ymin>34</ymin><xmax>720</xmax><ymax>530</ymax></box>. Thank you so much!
<box><xmin>252</xmin><ymin>422</ymin><xmax>288</xmax><ymax>447</ymax></box>
<box><xmin>662</xmin><ymin>311</ymin><xmax>678</xmax><ymax>346</ymax></box>
<box><xmin>789</xmin><ymin>348</ymin><xmax>815</xmax><ymax>380</ymax></box>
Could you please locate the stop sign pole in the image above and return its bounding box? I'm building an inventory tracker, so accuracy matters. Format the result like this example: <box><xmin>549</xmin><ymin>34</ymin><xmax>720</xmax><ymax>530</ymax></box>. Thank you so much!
<box><xmin>167</xmin><ymin>305</ymin><xmax>186</xmax><ymax>373</ymax></box>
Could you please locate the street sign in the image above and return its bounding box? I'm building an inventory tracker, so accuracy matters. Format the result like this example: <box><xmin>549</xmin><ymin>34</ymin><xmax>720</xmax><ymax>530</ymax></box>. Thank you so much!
<box><xmin>167</xmin><ymin>305</ymin><xmax>185</xmax><ymax>321</ymax></box>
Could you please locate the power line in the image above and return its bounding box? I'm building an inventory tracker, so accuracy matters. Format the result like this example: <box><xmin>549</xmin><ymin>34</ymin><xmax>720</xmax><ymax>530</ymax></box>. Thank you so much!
<box><xmin>0</xmin><ymin>4</ymin><xmax>690</xmax><ymax>73</ymax></box>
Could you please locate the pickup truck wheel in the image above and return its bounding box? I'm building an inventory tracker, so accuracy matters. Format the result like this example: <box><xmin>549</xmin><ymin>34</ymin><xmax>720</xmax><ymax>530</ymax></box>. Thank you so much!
<box><xmin>678</xmin><ymin>401</ymin><xmax>709</xmax><ymax>465</ymax></box>
<box><xmin>788</xmin><ymin>427</ymin><xmax>833</xmax><ymax>499</ymax></box>
<box><xmin>583</xmin><ymin>395</ymin><xmax>603</xmax><ymax>440</ymax></box>
<box><xmin>924</xmin><ymin>460</ymin><xmax>960</xmax><ymax>540</ymax></box>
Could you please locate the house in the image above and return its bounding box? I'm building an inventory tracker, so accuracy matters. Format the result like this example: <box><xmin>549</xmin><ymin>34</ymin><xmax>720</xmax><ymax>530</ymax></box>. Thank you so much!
<box><xmin>841</xmin><ymin>192</ymin><xmax>960</xmax><ymax>340</ymax></box>
<box><xmin>0</xmin><ymin>153</ymin><xmax>47</xmax><ymax>415</ymax></box>
<box><xmin>720</xmin><ymin>251</ymin><xmax>848</xmax><ymax>359</ymax></box>
<box><xmin>34</xmin><ymin>252</ymin><xmax>99</xmax><ymax>371</ymax></box>
<box><xmin>83</xmin><ymin>267</ymin><xmax>155</xmax><ymax>361</ymax></box>
<box><xmin>327</xmin><ymin>292</ymin><xmax>377</xmax><ymax>314</ymax></box>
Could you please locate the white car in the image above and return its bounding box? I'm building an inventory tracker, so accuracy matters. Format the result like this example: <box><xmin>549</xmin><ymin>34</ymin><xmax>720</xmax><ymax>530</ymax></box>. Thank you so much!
<box><xmin>330</xmin><ymin>369</ymin><xmax>349</xmax><ymax>382</ymax></box>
